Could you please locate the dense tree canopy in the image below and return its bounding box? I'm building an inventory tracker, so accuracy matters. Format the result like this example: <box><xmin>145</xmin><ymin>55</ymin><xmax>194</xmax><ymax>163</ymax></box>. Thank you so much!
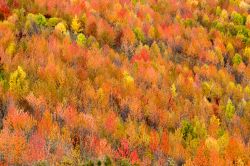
<box><xmin>0</xmin><ymin>0</ymin><xmax>250</xmax><ymax>165</ymax></box>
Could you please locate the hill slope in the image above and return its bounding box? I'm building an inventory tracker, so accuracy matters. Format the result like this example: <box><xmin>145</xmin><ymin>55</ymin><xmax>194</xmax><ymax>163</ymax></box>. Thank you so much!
<box><xmin>0</xmin><ymin>0</ymin><xmax>250</xmax><ymax>165</ymax></box>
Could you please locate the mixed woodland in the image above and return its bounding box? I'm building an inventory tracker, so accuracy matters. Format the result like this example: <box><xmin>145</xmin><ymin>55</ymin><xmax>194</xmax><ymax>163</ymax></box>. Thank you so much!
<box><xmin>0</xmin><ymin>0</ymin><xmax>250</xmax><ymax>165</ymax></box>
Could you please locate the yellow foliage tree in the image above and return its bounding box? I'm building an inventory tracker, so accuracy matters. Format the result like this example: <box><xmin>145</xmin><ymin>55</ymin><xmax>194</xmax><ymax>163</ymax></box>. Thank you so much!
<box><xmin>9</xmin><ymin>66</ymin><xmax>29</xmax><ymax>97</ymax></box>
<box><xmin>71</xmin><ymin>16</ymin><xmax>82</xmax><ymax>34</ymax></box>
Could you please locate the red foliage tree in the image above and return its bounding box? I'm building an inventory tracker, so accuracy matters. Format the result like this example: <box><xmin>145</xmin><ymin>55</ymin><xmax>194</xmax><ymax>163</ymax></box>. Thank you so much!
<box><xmin>115</xmin><ymin>138</ymin><xmax>139</xmax><ymax>164</ymax></box>
<box><xmin>149</xmin><ymin>130</ymin><xmax>160</xmax><ymax>153</ymax></box>
<box><xmin>25</xmin><ymin>132</ymin><xmax>47</xmax><ymax>163</ymax></box>
<box><xmin>0</xmin><ymin>0</ymin><xmax>10</xmax><ymax>17</ymax></box>
<box><xmin>160</xmin><ymin>131</ymin><xmax>169</xmax><ymax>155</ymax></box>
<box><xmin>131</xmin><ymin>48</ymin><xmax>150</xmax><ymax>63</ymax></box>
<box><xmin>193</xmin><ymin>143</ymin><xmax>209</xmax><ymax>166</ymax></box>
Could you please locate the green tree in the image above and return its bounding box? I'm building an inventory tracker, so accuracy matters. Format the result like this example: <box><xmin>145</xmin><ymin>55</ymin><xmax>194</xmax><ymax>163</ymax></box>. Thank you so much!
<box><xmin>231</xmin><ymin>11</ymin><xmax>244</xmax><ymax>25</ymax></box>
<box><xmin>232</xmin><ymin>53</ymin><xmax>242</xmax><ymax>65</ymax></box>
<box><xmin>181</xmin><ymin>120</ymin><xmax>196</xmax><ymax>141</ymax></box>
<box><xmin>47</xmin><ymin>17</ymin><xmax>62</xmax><ymax>27</ymax></box>
<box><xmin>133</xmin><ymin>27</ymin><xmax>145</xmax><ymax>43</ymax></box>
<box><xmin>35</xmin><ymin>14</ymin><xmax>47</xmax><ymax>26</ymax></box>
<box><xmin>225</xmin><ymin>99</ymin><xmax>235</xmax><ymax>119</ymax></box>
<box><xmin>76</xmin><ymin>33</ymin><xmax>86</xmax><ymax>46</ymax></box>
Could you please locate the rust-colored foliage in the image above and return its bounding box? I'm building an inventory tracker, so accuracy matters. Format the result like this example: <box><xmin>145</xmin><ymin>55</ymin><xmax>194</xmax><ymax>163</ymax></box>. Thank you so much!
<box><xmin>149</xmin><ymin>130</ymin><xmax>159</xmax><ymax>152</ymax></box>
<box><xmin>193</xmin><ymin>143</ymin><xmax>209</xmax><ymax>166</ymax></box>
<box><xmin>160</xmin><ymin>130</ymin><xmax>169</xmax><ymax>155</ymax></box>
<box><xmin>115</xmin><ymin>138</ymin><xmax>139</xmax><ymax>164</ymax></box>
<box><xmin>0</xmin><ymin>0</ymin><xmax>250</xmax><ymax>165</ymax></box>
<box><xmin>25</xmin><ymin>133</ymin><xmax>47</xmax><ymax>163</ymax></box>
<box><xmin>0</xmin><ymin>130</ymin><xmax>27</xmax><ymax>164</ymax></box>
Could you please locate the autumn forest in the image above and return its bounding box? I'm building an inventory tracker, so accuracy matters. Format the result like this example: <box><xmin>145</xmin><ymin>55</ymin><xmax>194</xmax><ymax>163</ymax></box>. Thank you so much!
<box><xmin>0</xmin><ymin>0</ymin><xmax>250</xmax><ymax>165</ymax></box>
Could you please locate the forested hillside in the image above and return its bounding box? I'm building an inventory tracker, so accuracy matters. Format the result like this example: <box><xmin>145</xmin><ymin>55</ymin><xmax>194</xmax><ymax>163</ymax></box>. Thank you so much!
<box><xmin>0</xmin><ymin>0</ymin><xmax>250</xmax><ymax>165</ymax></box>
